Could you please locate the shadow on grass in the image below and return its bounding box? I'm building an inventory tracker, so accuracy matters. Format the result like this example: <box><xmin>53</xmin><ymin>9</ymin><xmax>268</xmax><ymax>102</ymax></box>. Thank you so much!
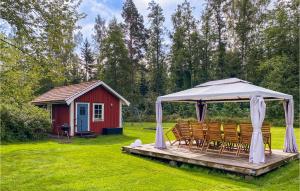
<box><xmin>69</xmin><ymin>134</ymin><xmax>138</xmax><ymax>146</ymax></box>
<box><xmin>1</xmin><ymin>138</ymin><xmax>55</xmax><ymax>145</ymax></box>
<box><xmin>122</xmin><ymin>151</ymin><xmax>299</xmax><ymax>186</ymax></box>
<box><xmin>1</xmin><ymin>135</ymin><xmax>138</xmax><ymax>146</ymax></box>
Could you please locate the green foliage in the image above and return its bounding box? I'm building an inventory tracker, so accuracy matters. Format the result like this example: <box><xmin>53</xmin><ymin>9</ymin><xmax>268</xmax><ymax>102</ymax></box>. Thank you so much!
<box><xmin>170</xmin><ymin>0</ymin><xmax>197</xmax><ymax>91</ymax></box>
<box><xmin>93</xmin><ymin>14</ymin><xmax>106</xmax><ymax>52</ymax></box>
<box><xmin>100</xmin><ymin>18</ymin><xmax>131</xmax><ymax>98</ymax></box>
<box><xmin>0</xmin><ymin>104</ymin><xmax>51</xmax><ymax>142</ymax></box>
<box><xmin>81</xmin><ymin>38</ymin><xmax>95</xmax><ymax>80</ymax></box>
<box><xmin>147</xmin><ymin>0</ymin><xmax>167</xmax><ymax>96</ymax></box>
<box><xmin>122</xmin><ymin>0</ymin><xmax>148</xmax><ymax>101</ymax></box>
<box><xmin>0</xmin><ymin>36</ymin><xmax>36</xmax><ymax>104</ymax></box>
<box><xmin>0</xmin><ymin>0</ymin><xmax>84</xmax><ymax>98</ymax></box>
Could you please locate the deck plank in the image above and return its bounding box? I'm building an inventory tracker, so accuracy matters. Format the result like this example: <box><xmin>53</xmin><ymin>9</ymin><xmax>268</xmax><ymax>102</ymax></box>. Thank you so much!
<box><xmin>122</xmin><ymin>143</ymin><xmax>299</xmax><ymax>176</ymax></box>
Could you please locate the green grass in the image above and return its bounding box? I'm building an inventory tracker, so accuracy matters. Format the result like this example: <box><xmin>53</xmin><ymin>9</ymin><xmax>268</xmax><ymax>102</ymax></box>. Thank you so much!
<box><xmin>1</xmin><ymin>122</ymin><xmax>299</xmax><ymax>191</ymax></box>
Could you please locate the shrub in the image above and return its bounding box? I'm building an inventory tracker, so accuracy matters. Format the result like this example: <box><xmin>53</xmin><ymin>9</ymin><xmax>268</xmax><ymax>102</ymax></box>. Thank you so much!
<box><xmin>0</xmin><ymin>103</ymin><xmax>51</xmax><ymax>142</ymax></box>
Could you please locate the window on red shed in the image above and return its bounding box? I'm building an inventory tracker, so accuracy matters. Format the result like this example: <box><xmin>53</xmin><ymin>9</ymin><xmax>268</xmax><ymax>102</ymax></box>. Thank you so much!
<box><xmin>93</xmin><ymin>103</ymin><xmax>104</xmax><ymax>121</ymax></box>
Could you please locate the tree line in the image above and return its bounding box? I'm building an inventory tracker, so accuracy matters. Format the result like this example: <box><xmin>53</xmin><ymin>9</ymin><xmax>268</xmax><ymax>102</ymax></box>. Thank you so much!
<box><xmin>1</xmin><ymin>0</ymin><xmax>299</xmax><ymax>122</ymax></box>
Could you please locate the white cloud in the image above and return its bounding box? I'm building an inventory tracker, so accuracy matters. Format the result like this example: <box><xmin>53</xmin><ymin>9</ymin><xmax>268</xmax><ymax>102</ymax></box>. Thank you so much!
<box><xmin>78</xmin><ymin>0</ymin><xmax>122</xmax><ymax>41</ymax></box>
<box><xmin>77</xmin><ymin>0</ymin><xmax>206</xmax><ymax>52</ymax></box>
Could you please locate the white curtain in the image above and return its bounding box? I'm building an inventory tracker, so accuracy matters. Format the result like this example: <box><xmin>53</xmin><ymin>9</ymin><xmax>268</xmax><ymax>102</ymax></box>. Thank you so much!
<box><xmin>155</xmin><ymin>99</ymin><xmax>166</xmax><ymax>149</ymax></box>
<box><xmin>195</xmin><ymin>103</ymin><xmax>200</xmax><ymax>121</ymax></box>
<box><xmin>195</xmin><ymin>101</ymin><xmax>207</xmax><ymax>122</ymax></box>
<box><xmin>283</xmin><ymin>99</ymin><xmax>298</xmax><ymax>152</ymax></box>
<box><xmin>249</xmin><ymin>96</ymin><xmax>266</xmax><ymax>164</ymax></box>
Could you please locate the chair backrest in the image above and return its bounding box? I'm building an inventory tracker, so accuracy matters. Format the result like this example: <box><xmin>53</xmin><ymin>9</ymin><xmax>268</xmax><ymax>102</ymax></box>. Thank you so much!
<box><xmin>190</xmin><ymin>122</ymin><xmax>205</xmax><ymax>139</ymax></box>
<box><xmin>239</xmin><ymin>123</ymin><xmax>253</xmax><ymax>134</ymax></box>
<box><xmin>172</xmin><ymin>124</ymin><xmax>181</xmax><ymax>140</ymax></box>
<box><xmin>262</xmin><ymin>123</ymin><xmax>271</xmax><ymax>134</ymax></box>
<box><xmin>239</xmin><ymin>123</ymin><xmax>253</xmax><ymax>144</ymax></box>
<box><xmin>223</xmin><ymin>123</ymin><xmax>239</xmax><ymax>142</ymax></box>
<box><xmin>207</xmin><ymin>122</ymin><xmax>222</xmax><ymax>141</ymax></box>
<box><xmin>202</xmin><ymin>123</ymin><xmax>208</xmax><ymax>130</ymax></box>
<box><xmin>177</xmin><ymin>122</ymin><xmax>191</xmax><ymax>138</ymax></box>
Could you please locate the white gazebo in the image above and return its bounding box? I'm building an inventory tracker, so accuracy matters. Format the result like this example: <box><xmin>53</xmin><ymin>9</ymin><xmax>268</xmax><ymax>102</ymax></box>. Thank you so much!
<box><xmin>155</xmin><ymin>78</ymin><xmax>298</xmax><ymax>164</ymax></box>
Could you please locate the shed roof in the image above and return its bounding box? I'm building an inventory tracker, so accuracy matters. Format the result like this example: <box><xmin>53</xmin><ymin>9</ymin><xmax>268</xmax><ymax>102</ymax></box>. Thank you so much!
<box><xmin>32</xmin><ymin>80</ymin><xmax>130</xmax><ymax>106</ymax></box>
<box><xmin>159</xmin><ymin>78</ymin><xmax>292</xmax><ymax>103</ymax></box>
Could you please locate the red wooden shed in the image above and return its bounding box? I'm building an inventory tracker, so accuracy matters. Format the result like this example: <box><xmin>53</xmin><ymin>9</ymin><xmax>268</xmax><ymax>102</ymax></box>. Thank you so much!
<box><xmin>32</xmin><ymin>80</ymin><xmax>130</xmax><ymax>136</ymax></box>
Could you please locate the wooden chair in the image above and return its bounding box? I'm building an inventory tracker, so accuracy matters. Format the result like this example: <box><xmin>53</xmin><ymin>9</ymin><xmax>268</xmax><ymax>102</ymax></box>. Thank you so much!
<box><xmin>177</xmin><ymin>122</ymin><xmax>192</xmax><ymax>147</ymax></box>
<box><xmin>165</xmin><ymin>124</ymin><xmax>181</xmax><ymax>146</ymax></box>
<box><xmin>262</xmin><ymin>123</ymin><xmax>272</xmax><ymax>154</ymax></box>
<box><xmin>204</xmin><ymin>122</ymin><xmax>222</xmax><ymax>152</ymax></box>
<box><xmin>220</xmin><ymin>123</ymin><xmax>240</xmax><ymax>155</ymax></box>
<box><xmin>239</xmin><ymin>123</ymin><xmax>253</xmax><ymax>155</ymax></box>
<box><xmin>189</xmin><ymin>121</ymin><xmax>206</xmax><ymax>150</ymax></box>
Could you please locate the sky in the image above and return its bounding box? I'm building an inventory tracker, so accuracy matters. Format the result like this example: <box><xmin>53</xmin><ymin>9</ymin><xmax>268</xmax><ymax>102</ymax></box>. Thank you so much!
<box><xmin>78</xmin><ymin>0</ymin><xmax>206</xmax><ymax>45</ymax></box>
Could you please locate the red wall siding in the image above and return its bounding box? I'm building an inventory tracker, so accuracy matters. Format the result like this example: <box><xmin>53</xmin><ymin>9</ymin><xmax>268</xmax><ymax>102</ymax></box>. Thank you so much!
<box><xmin>52</xmin><ymin>104</ymin><xmax>70</xmax><ymax>134</ymax></box>
<box><xmin>75</xmin><ymin>86</ymin><xmax>120</xmax><ymax>134</ymax></box>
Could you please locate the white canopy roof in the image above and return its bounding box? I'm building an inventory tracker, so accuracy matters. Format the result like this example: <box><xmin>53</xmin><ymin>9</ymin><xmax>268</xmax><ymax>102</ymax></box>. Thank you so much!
<box><xmin>159</xmin><ymin>78</ymin><xmax>292</xmax><ymax>103</ymax></box>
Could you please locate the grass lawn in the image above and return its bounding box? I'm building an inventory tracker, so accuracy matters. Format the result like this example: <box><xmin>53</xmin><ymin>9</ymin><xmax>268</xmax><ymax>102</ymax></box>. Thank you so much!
<box><xmin>1</xmin><ymin>122</ymin><xmax>299</xmax><ymax>191</ymax></box>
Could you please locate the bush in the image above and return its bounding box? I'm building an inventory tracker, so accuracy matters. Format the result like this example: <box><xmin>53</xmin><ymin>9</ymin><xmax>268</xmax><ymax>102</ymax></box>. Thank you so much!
<box><xmin>0</xmin><ymin>103</ymin><xmax>51</xmax><ymax>142</ymax></box>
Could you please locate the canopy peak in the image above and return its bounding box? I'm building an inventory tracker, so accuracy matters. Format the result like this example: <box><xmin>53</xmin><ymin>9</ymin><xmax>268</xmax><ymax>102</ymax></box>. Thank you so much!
<box><xmin>195</xmin><ymin>78</ymin><xmax>250</xmax><ymax>87</ymax></box>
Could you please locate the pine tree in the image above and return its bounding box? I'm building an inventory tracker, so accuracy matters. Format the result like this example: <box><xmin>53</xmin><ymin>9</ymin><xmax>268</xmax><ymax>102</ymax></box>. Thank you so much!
<box><xmin>92</xmin><ymin>15</ymin><xmax>107</xmax><ymax>79</ymax></box>
<box><xmin>208</xmin><ymin>0</ymin><xmax>227</xmax><ymax>79</ymax></box>
<box><xmin>68</xmin><ymin>54</ymin><xmax>84</xmax><ymax>84</ymax></box>
<box><xmin>100</xmin><ymin>18</ymin><xmax>131</xmax><ymax>97</ymax></box>
<box><xmin>170</xmin><ymin>0</ymin><xmax>197</xmax><ymax>91</ymax></box>
<box><xmin>146</xmin><ymin>0</ymin><xmax>166</xmax><ymax>95</ymax></box>
<box><xmin>226</xmin><ymin>0</ymin><xmax>266</xmax><ymax>80</ymax></box>
<box><xmin>93</xmin><ymin>14</ymin><xmax>106</xmax><ymax>52</ymax></box>
<box><xmin>139</xmin><ymin>70</ymin><xmax>148</xmax><ymax>97</ymax></box>
<box><xmin>199</xmin><ymin>6</ymin><xmax>213</xmax><ymax>82</ymax></box>
<box><xmin>258</xmin><ymin>0</ymin><xmax>299</xmax><ymax>118</ymax></box>
<box><xmin>81</xmin><ymin>38</ymin><xmax>95</xmax><ymax>81</ymax></box>
<box><xmin>122</xmin><ymin>0</ymin><xmax>147</xmax><ymax>98</ymax></box>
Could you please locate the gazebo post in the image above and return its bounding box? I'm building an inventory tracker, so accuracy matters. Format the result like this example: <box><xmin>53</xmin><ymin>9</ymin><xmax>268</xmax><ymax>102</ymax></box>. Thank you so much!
<box><xmin>249</xmin><ymin>96</ymin><xmax>266</xmax><ymax>164</ymax></box>
<box><xmin>283</xmin><ymin>99</ymin><xmax>298</xmax><ymax>153</ymax></box>
<box><xmin>195</xmin><ymin>100</ymin><xmax>207</xmax><ymax>122</ymax></box>
<box><xmin>155</xmin><ymin>98</ymin><xmax>166</xmax><ymax>149</ymax></box>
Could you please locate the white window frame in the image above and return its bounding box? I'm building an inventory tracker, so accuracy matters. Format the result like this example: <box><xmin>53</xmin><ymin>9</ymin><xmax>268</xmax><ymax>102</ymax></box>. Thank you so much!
<box><xmin>93</xmin><ymin>103</ymin><xmax>104</xmax><ymax>121</ymax></box>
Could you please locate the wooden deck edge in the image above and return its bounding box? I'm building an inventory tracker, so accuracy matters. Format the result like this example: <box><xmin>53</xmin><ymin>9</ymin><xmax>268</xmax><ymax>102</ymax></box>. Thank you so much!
<box><xmin>122</xmin><ymin>146</ymin><xmax>257</xmax><ymax>176</ymax></box>
<box><xmin>255</xmin><ymin>153</ymin><xmax>299</xmax><ymax>176</ymax></box>
<box><xmin>122</xmin><ymin>146</ymin><xmax>299</xmax><ymax>177</ymax></box>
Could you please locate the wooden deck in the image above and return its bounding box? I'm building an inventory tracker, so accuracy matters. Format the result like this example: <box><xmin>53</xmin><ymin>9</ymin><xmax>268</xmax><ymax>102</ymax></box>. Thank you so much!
<box><xmin>122</xmin><ymin>143</ymin><xmax>299</xmax><ymax>176</ymax></box>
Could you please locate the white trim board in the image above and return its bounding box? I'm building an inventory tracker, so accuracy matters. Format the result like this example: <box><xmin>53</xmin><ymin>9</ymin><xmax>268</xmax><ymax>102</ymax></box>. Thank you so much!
<box><xmin>69</xmin><ymin>101</ymin><xmax>75</xmax><ymax>136</ymax></box>
<box><xmin>75</xmin><ymin>102</ymin><xmax>90</xmax><ymax>132</ymax></box>
<box><xmin>119</xmin><ymin>100</ymin><xmax>122</xmax><ymax>128</ymax></box>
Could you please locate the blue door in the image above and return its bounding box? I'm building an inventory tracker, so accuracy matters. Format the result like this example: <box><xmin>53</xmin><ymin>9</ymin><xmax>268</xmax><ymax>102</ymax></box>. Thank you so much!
<box><xmin>77</xmin><ymin>103</ymin><xmax>88</xmax><ymax>132</ymax></box>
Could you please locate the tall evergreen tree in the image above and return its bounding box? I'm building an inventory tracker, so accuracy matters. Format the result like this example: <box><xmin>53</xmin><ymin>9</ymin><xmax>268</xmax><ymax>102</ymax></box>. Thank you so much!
<box><xmin>207</xmin><ymin>0</ymin><xmax>227</xmax><ymax>79</ymax></box>
<box><xmin>93</xmin><ymin>14</ymin><xmax>106</xmax><ymax>52</ymax></box>
<box><xmin>122</xmin><ymin>0</ymin><xmax>147</xmax><ymax>98</ymax></box>
<box><xmin>81</xmin><ymin>38</ymin><xmax>94</xmax><ymax>81</ymax></box>
<box><xmin>170</xmin><ymin>0</ymin><xmax>197</xmax><ymax>91</ymax></box>
<box><xmin>146</xmin><ymin>0</ymin><xmax>166</xmax><ymax>96</ymax></box>
<box><xmin>92</xmin><ymin>15</ymin><xmax>107</xmax><ymax>79</ymax></box>
<box><xmin>258</xmin><ymin>0</ymin><xmax>299</xmax><ymax>117</ymax></box>
<box><xmin>225</xmin><ymin>0</ymin><xmax>268</xmax><ymax>80</ymax></box>
<box><xmin>199</xmin><ymin>6</ymin><xmax>213</xmax><ymax>82</ymax></box>
<box><xmin>100</xmin><ymin>18</ymin><xmax>131</xmax><ymax>97</ymax></box>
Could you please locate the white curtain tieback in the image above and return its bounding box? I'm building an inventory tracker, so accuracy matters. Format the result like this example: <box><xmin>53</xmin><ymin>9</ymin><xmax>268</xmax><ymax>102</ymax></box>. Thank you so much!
<box><xmin>252</xmin><ymin>131</ymin><xmax>262</xmax><ymax>133</ymax></box>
